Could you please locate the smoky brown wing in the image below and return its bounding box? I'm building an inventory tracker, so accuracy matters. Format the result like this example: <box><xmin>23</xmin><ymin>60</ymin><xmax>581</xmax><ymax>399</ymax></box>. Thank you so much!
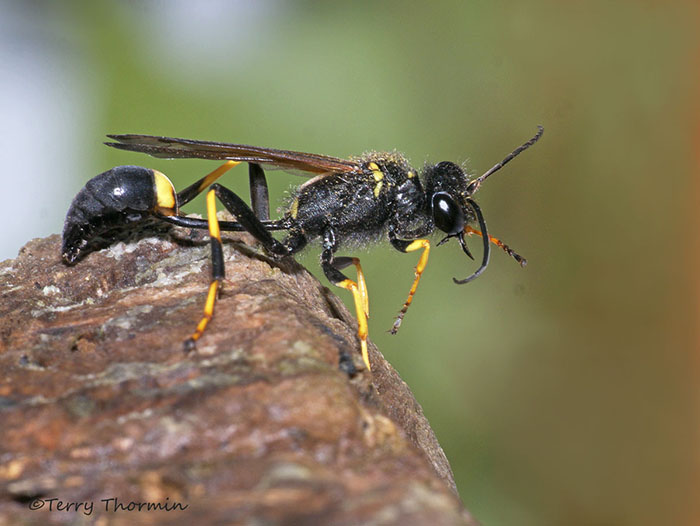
<box><xmin>105</xmin><ymin>134</ymin><xmax>361</xmax><ymax>176</ymax></box>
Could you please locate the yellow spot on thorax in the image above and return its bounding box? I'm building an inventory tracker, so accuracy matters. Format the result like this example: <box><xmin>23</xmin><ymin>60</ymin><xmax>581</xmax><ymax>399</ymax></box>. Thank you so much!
<box><xmin>368</xmin><ymin>162</ymin><xmax>384</xmax><ymax>181</ymax></box>
<box><xmin>368</xmin><ymin>162</ymin><xmax>385</xmax><ymax>198</ymax></box>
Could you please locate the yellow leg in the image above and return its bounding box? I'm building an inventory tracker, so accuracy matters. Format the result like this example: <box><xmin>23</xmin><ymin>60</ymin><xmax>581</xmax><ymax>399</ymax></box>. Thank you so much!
<box><xmin>349</xmin><ymin>257</ymin><xmax>369</xmax><ymax>318</ymax></box>
<box><xmin>337</xmin><ymin>277</ymin><xmax>371</xmax><ymax>371</ymax></box>
<box><xmin>196</xmin><ymin>161</ymin><xmax>240</xmax><ymax>194</ymax></box>
<box><xmin>205</xmin><ymin>189</ymin><xmax>221</xmax><ymax>241</ymax></box>
<box><xmin>187</xmin><ymin>280</ymin><xmax>220</xmax><ymax>346</ymax></box>
<box><xmin>391</xmin><ymin>239</ymin><xmax>430</xmax><ymax>335</ymax></box>
<box><xmin>185</xmin><ymin>189</ymin><xmax>225</xmax><ymax>349</ymax></box>
<box><xmin>177</xmin><ymin>160</ymin><xmax>241</xmax><ymax>206</ymax></box>
<box><xmin>464</xmin><ymin>225</ymin><xmax>527</xmax><ymax>266</ymax></box>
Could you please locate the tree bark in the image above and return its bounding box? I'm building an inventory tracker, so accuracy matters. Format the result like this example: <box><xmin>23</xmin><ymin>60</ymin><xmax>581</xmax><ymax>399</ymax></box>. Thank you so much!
<box><xmin>0</xmin><ymin>228</ymin><xmax>476</xmax><ymax>525</ymax></box>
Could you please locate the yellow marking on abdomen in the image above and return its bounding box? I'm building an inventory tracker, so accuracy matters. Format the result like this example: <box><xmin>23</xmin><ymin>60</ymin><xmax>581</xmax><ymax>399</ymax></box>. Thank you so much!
<box><xmin>153</xmin><ymin>170</ymin><xmax>177</xmax><ymax>214</ymax></box>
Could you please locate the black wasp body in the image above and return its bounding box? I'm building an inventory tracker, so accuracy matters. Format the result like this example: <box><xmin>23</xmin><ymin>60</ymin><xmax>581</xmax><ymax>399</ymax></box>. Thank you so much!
<box><xmin>62</xmin><ymin>127</ymin><xmax>543</xmax><ymax>373</ymax></box>
<box><xmin>285</xmin><ymin>152</ymin><xmax>431</xmax><ymax>247</ymax></box>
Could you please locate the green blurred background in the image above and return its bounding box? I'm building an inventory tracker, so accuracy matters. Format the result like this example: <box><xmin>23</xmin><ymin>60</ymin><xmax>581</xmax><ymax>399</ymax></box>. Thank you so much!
<box><xmin>2</xmin><ymin>1</ymin><xmax>698</xmax><ymax>524</ymax></box>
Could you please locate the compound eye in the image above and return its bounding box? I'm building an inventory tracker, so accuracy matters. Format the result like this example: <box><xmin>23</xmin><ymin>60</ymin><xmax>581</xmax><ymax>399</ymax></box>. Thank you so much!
<box><xmin>432</xmin><ymin>192</ymin><xmax>465</xmax><ymax>235</ymax></box>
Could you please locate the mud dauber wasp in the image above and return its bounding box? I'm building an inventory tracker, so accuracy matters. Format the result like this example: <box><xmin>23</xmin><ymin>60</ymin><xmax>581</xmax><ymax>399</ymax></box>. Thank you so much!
<box><xmin>62</xmin><ymin>126</ymin><xmax>543</xmax><ymax>372</ymax></box>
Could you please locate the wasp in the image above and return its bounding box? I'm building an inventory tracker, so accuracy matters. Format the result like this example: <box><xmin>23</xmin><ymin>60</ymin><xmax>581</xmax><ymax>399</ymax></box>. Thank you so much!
<box><xmin>62</xmin><ymin>126</ymin><xmax>543</xmax><ymax>372</ymax></box>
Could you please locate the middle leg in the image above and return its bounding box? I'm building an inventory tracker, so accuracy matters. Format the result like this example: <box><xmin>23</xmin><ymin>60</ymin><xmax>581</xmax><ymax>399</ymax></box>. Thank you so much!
<box><xmin>320</xmin><ymin>228</ymin><xmax>372</xmax><ymax>372</ymax></box>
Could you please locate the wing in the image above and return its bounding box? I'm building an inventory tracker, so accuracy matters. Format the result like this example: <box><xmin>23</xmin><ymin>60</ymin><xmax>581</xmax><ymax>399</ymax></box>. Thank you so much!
<box><xmin>105</xmin><ymin>134</ymin><xmax>361</xmax><ymax>176</ymax></box>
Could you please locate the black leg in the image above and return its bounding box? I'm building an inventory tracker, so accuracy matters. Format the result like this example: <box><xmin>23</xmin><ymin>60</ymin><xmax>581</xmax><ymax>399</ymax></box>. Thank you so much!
<box><xmin>248</xmin><ymin>163</ymin><xmax>270</xmax><ymax>221</ymax></box>
<box><xmin>212</xmin><ymin>183</ymin><xmax>289</xmax><ymax>257</ymax></box>
<box><xmin>158</xmin><ymin>214</ymin><xmax>287</xmax><ymax>232</ymax></box>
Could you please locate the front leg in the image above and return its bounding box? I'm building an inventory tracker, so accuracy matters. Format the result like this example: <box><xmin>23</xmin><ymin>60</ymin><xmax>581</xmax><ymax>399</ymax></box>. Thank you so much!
<box><xmin>389</xmin><ymin>228</ymin><xmax>431</xmax><ymax>335</ymax></box>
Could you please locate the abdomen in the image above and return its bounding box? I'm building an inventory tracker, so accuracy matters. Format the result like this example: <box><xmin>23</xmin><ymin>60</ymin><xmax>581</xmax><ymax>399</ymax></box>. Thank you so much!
<box><xmin>62</xmin><ymin>165</ymin><xmax>176</xmax><ymax>263</ymax></box>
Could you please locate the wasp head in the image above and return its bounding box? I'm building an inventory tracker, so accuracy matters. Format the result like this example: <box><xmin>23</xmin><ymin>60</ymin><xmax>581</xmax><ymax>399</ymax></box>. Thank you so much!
<box><xmin>424</xmin><ymin>161</ymin><xmax>472</xmax><ymax>234</ymax></box>
<box><xmin>422</xmin><ymin>128</ymin><xmax>542</xmax><ymax>283</ymax></box>
<box><xmin>423</xmin><ymin>161</ymin><xmax>490</xmax><ymax>283</ymax></box>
